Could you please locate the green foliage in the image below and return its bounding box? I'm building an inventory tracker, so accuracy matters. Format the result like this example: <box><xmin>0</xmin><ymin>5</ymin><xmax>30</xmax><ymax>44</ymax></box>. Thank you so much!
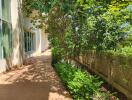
<box><xmin>116</xmin><ymin>46</ymin><xmax>132</xmax><ymax>56</ymax></box>
<box><xmin>50</xmin><ymin>1</ymin><xmax>131</xmax><ymax>57</ymax></box>
<box><xmin>107</xmin><ymin>46</ymin><xmax>132</xmax><ymax>57</ymax></box>
<box><xmin>107</xmin><ymin>33</ymin><xmax>132</xmax><ymax>57</ymax></box>
<box><xmin>22</xmin><ymin>0</ymin><xmax>132</xmax><ymax>58</ymax></box>
<box><xmin>51</xmin><ymin>47</ymin><xmax>62</xmax><ymax>64</ymax></box>
<box><xmin>54</xmin><ymin>61</ymin><xmax>106</xmax><ymax>100</ymax></box>
<box><xmin>122</xmin><ymin>33</ymin><xmax>132</xmax><ymax>46</ymax></box>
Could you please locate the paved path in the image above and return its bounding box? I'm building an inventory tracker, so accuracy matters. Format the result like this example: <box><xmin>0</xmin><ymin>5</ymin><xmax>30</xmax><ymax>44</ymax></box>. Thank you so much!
<box><xmin>0</xmin><ymin>50</ymin><xmax>72</xmax><ymax>100</ymax></box>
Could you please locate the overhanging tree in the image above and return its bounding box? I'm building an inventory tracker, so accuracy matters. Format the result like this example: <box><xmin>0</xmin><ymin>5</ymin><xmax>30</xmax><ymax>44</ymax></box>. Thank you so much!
<box><xmin>22</xmin><ymin>0</ymin><xmax>131</xmax><ymax>60</ymax></box>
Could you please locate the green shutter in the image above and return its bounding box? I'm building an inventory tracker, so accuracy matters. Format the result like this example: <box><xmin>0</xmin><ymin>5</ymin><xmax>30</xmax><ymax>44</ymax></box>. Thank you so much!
<box><xmin>24</xmin><ymin>32</ymin><xmax>27</xmax><ymax>52</ymax></box>
<box><xmin>2</xmin><ymin>0</ymin><xmax>11</xmax><ymax>22</ymax></box>
<box><xmin>29</xmin><ymin>32</ymin><xmax>32</xmax><ymax>51</ymax></box>
<box><xmin>31</xmin><ymin>34</ymin><xmax>34</xmax><ymax>50</ymax></box>
<box><xmin>0</xmin><ymin>0</ymin><xmax>12</xmax><ymax>59</ymax></box>
<box><xmin>0</xmin><ymin>0</ymin><xmax>2</xmax><ymax>59</ymax></box>
<box><xmin>0</xmin><ymin>20</ymin><xmax>2</xmax><ymax>59</ymax></box>
<box><xmin>2</xmin><ymin>21</ymin><xmax>10</xmax><ymax>58</ymax></box>
<box><xmin>0</xmin><ymin>0</ymin><xmax>2</xmax><ymax>18</ymax></box>
<box><xmin>27</xmin><ymin>32</ymin><xmax>29</xmax><ymax>51</ymax></box>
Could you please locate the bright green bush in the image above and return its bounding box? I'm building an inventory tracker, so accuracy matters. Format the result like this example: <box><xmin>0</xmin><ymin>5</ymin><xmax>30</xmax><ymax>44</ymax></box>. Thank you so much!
<box><xmin>116</xmin><ymin>46</ymin><xmax>132</xmax><ymax>57</ymax></box>
<box><xmin>51</xmin><ymin>47</ymin><xmax>63</xmax><ymax>64</ymax></box>
<box><xmin>107</xmin><ymin>46</ymin><xmax>132</xmax><ymax>57</ymax></box>
<box><xmin>54</xmin><ymin>62</ymin><xmax>106</xmax><ymax>100</ymax></box>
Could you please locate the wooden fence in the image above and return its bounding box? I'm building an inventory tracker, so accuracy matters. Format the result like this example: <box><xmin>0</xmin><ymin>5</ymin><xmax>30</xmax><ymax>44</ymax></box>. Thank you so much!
<box><xmin>75</xmin><ymin>52</ymin><xmax>132</xmax><ymax>100</ymax></box>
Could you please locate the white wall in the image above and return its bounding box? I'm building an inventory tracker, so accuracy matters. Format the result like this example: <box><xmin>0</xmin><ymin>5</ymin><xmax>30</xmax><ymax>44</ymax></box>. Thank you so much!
<box><xmin>23</xmin><ymin>18</ymin><xmax>49</xmax><ymax>57</ymax></box>
<box><xmin>0</xmin><ymin>0</ymin><xmax>49</xmax><ymax>73</ymax></box>
<box><xmin>41</xmin><ymin>32</ymin><xmax>49</xmax><ymax>52</ymax></box>
<box><xmin>11</xmin><ymin>0</ymin><xmax>23</xmax><ymax>66</ymax></box>
<box><xmin>0</xmin><ymin>60</ymin><xmax>6</xmax><ymax>73</ymax></box>
<box><xmin>0</xmin><ymin>0</ymin><xmax>24</xmax><ymax>73</ymax></box>
<box><xmin>23</xmin><ymin>18</ymin><xmax>41</xmax><ymax>57</ymax></box>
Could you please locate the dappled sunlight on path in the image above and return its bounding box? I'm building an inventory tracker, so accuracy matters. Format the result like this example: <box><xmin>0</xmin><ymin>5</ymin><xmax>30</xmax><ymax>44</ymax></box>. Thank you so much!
<box><xmin>0</xmin><ymin>50</ymin><xmax>72</xmax><ymax>100</ymax></box>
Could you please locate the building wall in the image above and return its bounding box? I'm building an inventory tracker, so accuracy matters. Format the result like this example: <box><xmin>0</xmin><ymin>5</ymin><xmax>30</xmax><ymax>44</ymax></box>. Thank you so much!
<box><xmin>0</xmin><ymin>0</ymin><xmax>49</xmax><ymax>73</ymax></box>
<box><xmin>23</xmin><ymin>18</ymin><xmax>49</xmax><ymax>58</ymax></box>
<box><xmin>11</xmin><ymin>0</ymin><xmax>24</xmax><ymax>67</ymax></box>
<box><xmin>41</xmin><ymin>32</ymin><xmax>49</xmax><ymax>52</ymax></box>
<box><xmin>0</xmin><ymin>0</ymin><xmax>24</xmax><ymax>73</ymax></box>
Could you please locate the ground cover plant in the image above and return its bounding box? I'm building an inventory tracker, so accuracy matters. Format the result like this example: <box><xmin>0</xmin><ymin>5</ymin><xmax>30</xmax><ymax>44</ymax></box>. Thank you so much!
<box><xmin>54</xmin><ymin>61</ymin><xmax>118</xmax><ymax>100</ymax></box>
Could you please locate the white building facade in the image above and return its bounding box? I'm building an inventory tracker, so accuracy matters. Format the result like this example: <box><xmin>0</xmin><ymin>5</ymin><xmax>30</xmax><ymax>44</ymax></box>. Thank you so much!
<box><xmin>0</xmin><ymin>0</ymin><xmax>49</xmax><ymax>73</ymax></box>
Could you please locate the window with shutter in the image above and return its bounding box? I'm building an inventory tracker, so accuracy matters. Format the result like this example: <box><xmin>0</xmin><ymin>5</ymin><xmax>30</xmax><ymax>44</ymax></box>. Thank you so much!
<box><xmin>0</xmin><ymin>0</ymin><xmax>12</xmax><ymax>59</ymax></box>
<box><xmin>24</xmin><ymin>31</ymin><xmax>35</xmax><ymax>52</ymax></box>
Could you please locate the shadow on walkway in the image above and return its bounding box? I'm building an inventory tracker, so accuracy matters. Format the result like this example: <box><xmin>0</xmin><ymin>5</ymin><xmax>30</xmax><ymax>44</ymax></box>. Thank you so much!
<box><xmin>0</xmin><ymin>50</ymin><xmax>72</xmax><ymax>100</ymax></box>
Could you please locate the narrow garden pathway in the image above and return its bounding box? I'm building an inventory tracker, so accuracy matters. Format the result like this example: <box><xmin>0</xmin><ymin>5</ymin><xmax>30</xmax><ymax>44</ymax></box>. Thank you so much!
<box><xmin>0</xmin><ymin>50</ymin><xmax>72</xmax><ymax>100</ymax></box>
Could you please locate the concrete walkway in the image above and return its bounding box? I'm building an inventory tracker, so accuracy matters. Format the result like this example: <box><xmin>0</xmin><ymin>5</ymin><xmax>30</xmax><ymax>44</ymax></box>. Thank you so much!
<box><xmin>0</xmin><ymin>50</ymin><xmax>72</xmax><ymax>100</ymax></box>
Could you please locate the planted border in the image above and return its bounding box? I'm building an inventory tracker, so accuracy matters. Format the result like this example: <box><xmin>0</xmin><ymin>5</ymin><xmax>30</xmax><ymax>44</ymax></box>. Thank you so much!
<box><xmin>54</xmin><ymin>61</ymin><xmax>116</xmax><ymax>100</ymax></box>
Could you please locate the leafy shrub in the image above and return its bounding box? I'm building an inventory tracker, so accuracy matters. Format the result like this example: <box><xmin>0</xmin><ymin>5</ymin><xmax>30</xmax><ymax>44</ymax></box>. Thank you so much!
<box><xmin>107</xmin><ymin>46</ymin><xmax>132</xmax><ymax>57</ymax></box>
<box><xmin>54</xmin><ymin>62</ymin><xmax>104</xmax><ymax>100</ymax></box>
<box><xmin>51</xmin><ymin>47</ymin><xmax>62</xmax><ymax>65</ymax></box>
<box><xmin>115</xmin><ymin>46</ymin><xmax>132</xmax><ymax>56</ymax></box>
